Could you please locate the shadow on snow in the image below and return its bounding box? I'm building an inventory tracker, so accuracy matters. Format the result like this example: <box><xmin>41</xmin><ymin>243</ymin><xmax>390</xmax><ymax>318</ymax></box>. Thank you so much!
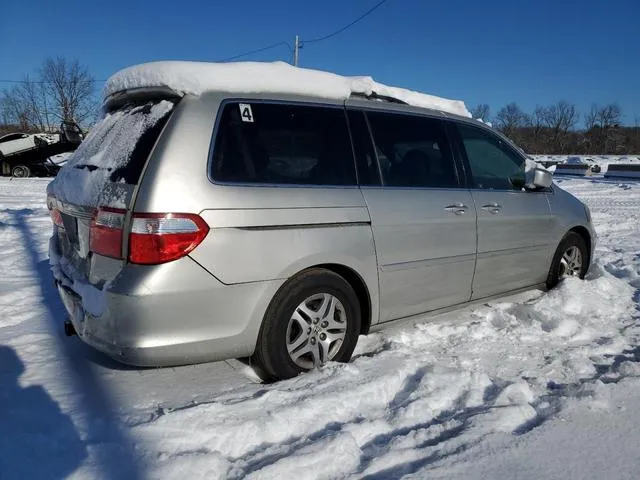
<box><xmin>1</xmin><ymin>208</ymin><xmax>144</xmax><ymax>479</ymax></box>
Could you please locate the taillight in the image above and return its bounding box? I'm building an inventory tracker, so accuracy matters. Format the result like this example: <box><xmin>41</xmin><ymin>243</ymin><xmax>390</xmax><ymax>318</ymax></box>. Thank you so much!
<box><xmin>90</xmin><ymin>208</ymin><xmax>126</xmax><ymax>259</ymax></box>
<box><xmin>47</xmin><ymin>194</ymin><xmax>64</xmax><ymax>228</ymax></box>
<box><xmin>89</xmin><ymin>209</ymin><xmax>209</xmax><ymax>264</ymax></box>
<box><xmin>128</xmin><ymin>213</ymin><xmax>209</xmax><ymax>265</ymax></box>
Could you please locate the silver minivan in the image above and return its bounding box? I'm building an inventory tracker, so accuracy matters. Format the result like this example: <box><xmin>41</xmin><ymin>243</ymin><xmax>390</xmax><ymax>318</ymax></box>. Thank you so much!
<box><xmin>48</xmin><ymin>62</ymin><xmax>595</xmax><ymax>380</ymax></box>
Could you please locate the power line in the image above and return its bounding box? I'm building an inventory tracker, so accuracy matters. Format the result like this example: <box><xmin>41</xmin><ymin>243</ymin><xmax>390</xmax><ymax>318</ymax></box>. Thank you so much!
<box><xmin>218</xmin><ymin>41</ymin><xmax>292</xmax><ymax>62</ymax></box>
<box><xmin>303</xmin><ymin>0</ymin><xmax>388</xmax><ymax>44</ymax></box>
<box><xmin>0</xmin><ymin>40</ymin><xmax>293</xmax><ymax>85</ymax></box>
<box><xmin>0</xmin><ymin>79</ymin><xmax>106</xmax><ymax>84</ymax></box>
<box><xmin>1</xmin><ymin>0</ymin><xmax>388</xmax><ymax>83</ymax></box>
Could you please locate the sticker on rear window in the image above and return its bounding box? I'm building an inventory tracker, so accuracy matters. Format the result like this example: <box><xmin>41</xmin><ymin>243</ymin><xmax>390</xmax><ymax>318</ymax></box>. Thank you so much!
<box><xmin>239</xmin><ymin>103</ymin><xmax>254</xmax><ymax>122</ymax></box>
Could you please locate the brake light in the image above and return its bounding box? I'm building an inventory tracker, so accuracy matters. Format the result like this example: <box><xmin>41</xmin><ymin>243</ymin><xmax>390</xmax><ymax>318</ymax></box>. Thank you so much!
<box><xmin>46</xmin><ymin>195</ymin><xmax>64</xmax><ymax>228</ymax></box>
<box><xmin>89</xmin><ymin>209</ymin><xmax>209</xmax><ymax>264</ymax></box>
<box><xmin>128</xmin><ymin>213</ymin><xmax>209</xmax><ymax>265</ymax></box>
<box><xmin>90</xmin><ymin>208</ymin><xmax>125</xmax><ymax>259</ymax></box>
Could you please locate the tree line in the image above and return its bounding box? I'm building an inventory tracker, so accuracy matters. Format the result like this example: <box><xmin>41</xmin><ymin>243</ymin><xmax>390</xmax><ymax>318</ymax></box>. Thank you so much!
<box><xmin>2</xmin><ymin>58</ymin><xmax>638</xmax><ymax>155</ymax></box>
<box><xmin>471</xmin><ymin>102</ymin><xmax>640</xmax><ymax>155</ymax></box>
<box><xmin>0</xmin><ymin>57</ymin><xmax>98</xmax><ymax>136</ymax></box>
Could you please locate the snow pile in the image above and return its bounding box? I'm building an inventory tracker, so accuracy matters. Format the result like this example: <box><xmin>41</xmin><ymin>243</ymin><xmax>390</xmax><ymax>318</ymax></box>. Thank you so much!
<box><xmin>128</xmin><ymin>263</ymin><xmax>638</xmax><ymax>478</ymax></box>
<box><xmin>104</xmin><ymin>61</ymin><xmax>471</xmax><ymax>118</ymax></box>
<box><xmin>48</xmin><ymin>100</ymin><xmax>174</xmax><ymax>208</ymax></box>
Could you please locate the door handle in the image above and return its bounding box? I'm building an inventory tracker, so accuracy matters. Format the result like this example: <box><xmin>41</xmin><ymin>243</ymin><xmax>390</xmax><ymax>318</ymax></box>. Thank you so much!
<box><xmin>444</xmin><ymin>203</ymin><xmax>468</xmax><ymax>215</ymax></box>
<box><xmin>481</xmin><ymin>203</ymin><xmax>502</xmax><ymax>214</ymax></box>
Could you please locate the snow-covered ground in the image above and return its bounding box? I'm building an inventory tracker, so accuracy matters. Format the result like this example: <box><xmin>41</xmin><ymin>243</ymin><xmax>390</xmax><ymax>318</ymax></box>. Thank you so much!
<box><xmin>1</xmin><ymin>177</ymin><xmax>639</xmax><ymax>479</ymax></box>
<box><xmin>531</xmin><ymin>154</ymin><xmax>640</xmax><ymax>173</ymax></box>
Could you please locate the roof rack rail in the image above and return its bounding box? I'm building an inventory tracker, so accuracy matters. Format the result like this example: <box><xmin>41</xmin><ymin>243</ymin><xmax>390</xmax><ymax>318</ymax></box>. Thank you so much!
<box><xmin>349</xmin><ymin>92</ymin><xmax>408</xmax><ymax>105</ymax></box>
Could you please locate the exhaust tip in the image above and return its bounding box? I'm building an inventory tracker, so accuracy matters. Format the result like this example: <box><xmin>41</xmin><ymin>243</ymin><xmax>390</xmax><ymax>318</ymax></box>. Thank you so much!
<box><xmin>64</xmin><ymin>320</ymin><xmax>77</xmax><ymax>337</ymax></box>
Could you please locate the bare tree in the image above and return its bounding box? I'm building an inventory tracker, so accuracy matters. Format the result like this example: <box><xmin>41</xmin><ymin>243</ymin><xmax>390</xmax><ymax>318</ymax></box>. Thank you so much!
<box><xmin>41</xmin><ymin>57</ymin><xmax>96</xmax><ymax>125</ymax></box>
<box><xmin>542</xmin><ymin>101</ymin><xmax>579</xmax><ymax>153</ymax></box>
<box><xmin>596</xmin><ymin>103</ymin><xmax>622</xmax><ymax>129</ymax></box>
<box><xmin>495</xmin><ymin>102</ymin><xmax>530</xmax><ymax>146</ymax></box>
<box><xmin>584</xmin><ymin>104</ymin><xmax>599</xmax><ymax>130</ymax></box>
<box><xmin>585</xmin><ymin>104</ymin><xmax>624</xmax><ymax>153</ymax></box>
<box><xmin>470</xmin><ymin>103</ymin><xmax>490</xmax><ymax>121</ymax></box>
<box><xmin>1</xmin><ymin>76</ymin><xmax>51</xmax><ymax>131</ymax></box>
<box><xmin>0</xmin><ymin>57</ymin><xmax>97</xmax><ymax>131</ymax></box>
<box><xmin>530</xmin><ymin>106</ymin><xmax>547</xmax><ymax>152</ymax></box>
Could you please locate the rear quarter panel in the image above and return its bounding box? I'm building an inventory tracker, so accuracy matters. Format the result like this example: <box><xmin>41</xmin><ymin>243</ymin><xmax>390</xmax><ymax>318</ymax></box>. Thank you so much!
<box><xmin>133</xmin><ymin>92</ymin><xmax>381</xmax><ymax>325</ymax></box>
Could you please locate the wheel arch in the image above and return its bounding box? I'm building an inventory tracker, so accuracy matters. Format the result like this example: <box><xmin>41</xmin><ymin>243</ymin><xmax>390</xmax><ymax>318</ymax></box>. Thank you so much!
<box><xmin>568</xmin><ymin>225</ymin><xmax>592</xmax><ymax>269</ymax></box>
<box><xmin>310</xmin><ymin>263</ymin><xmax>373</xmax><ymax>335</ymax></box>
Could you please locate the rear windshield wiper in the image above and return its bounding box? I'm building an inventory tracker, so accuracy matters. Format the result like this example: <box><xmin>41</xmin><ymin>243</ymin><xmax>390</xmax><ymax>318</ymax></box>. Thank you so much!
<box><xmin>73</xmin><ymin>164</ymin><xmax>112</xmax><ymax>172</ymax></box>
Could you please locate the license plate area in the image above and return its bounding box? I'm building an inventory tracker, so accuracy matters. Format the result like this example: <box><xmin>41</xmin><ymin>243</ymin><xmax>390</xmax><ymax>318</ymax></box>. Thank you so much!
<box><xmin>57</xmin><ymin>282</ymin><xmax>85</xmax><ymax>334</ymax></box>
<box><xmin>61</xmin><ymin>213</ymin><xmax>78</xmax><ymax>244</ymax></box>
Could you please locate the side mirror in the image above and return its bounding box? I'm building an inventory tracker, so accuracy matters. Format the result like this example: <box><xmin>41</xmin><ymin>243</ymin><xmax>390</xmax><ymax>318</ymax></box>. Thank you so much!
<box><xmin>524</xmin><ymin>159</ymin><xmax>553</xmax><ymax>189</ymax></box>
<box><xmin>530</xmin><ymin>168</ymin><xmax>553</xmax><ymax>189</ymax></box>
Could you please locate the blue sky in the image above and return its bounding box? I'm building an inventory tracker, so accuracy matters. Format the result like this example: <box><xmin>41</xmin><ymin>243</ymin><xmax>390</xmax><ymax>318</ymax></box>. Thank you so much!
<box><xmin>2</xmin><ymin>0</ymin><xmax>639</xmax><ymax>124</ymax></box>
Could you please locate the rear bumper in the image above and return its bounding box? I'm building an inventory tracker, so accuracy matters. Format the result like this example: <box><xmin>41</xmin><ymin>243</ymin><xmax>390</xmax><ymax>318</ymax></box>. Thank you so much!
<box><xmin>51</xmin><ymin>240</ymin><xmax>283</xmax><ymax>366</ymax></box>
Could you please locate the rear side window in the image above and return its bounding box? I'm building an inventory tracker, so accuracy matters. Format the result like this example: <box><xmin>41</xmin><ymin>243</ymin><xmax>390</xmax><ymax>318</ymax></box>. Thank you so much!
<box><xmin>366</xmin><ymin>111</ymin><xmax>459</xmax><ymax>188</ymax></box>
<box><xmin>211</xmin><ymin>102</ymin><xmax>356</xmax><ymax>185</ymax></box>
<box><xmin>457</xmin><ymin>124</ymin><xmax>525</xmax><ymax>190</ymax></box>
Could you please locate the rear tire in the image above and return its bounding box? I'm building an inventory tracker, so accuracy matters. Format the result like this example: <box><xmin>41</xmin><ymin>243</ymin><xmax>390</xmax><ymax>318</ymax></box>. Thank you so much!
<box><xmin>252</xmin><ymin>268</ymin><xmax>361</xmax><ymax>381</ymax></box>
<box><xmin>546</xmin><ymin>231</ymin><xmax>588</xmax><ymax>289</ymax></box>
<box><xmin>11</xmin><ymin>165</ymin><xmax>30</xmax><ymax>178</ymax></box>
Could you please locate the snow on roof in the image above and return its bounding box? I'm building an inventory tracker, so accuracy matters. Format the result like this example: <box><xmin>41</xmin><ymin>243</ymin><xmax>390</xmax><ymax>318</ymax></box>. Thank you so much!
<box><xmin>104</xmin><ymin>61</ymin><xmax>471</xmax><ymax>118</ymax></box>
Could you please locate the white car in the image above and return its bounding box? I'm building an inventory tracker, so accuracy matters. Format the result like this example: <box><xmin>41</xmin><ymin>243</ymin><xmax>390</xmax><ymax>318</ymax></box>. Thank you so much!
<box><xmin>0</xmin><ymin>132</ymin><xmax>60</xmax><ymax>157</ymax></box>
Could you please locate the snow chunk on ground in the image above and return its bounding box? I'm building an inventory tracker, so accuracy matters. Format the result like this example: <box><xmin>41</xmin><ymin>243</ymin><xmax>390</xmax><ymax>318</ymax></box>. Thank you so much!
<box><xmin>104</xmin><ymin>61</ymin><xmax>471</xmax><ymax>118</ymax></box>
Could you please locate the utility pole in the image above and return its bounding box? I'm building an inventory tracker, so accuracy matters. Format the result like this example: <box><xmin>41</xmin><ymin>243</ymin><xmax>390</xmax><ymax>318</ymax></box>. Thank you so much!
<box><xmin>293</xmin><ymin>35</ymin><xmax>301</xmax><ymax>67</ymax></box>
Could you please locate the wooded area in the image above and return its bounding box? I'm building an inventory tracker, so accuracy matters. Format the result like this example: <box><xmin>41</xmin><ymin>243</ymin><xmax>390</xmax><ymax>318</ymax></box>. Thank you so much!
<box><xmin>471</xmin><ymin>102</ymin><xmax>640</xmax><ymax>154</ymax></box>
<box><xmin>1</xmin><ymin>57</ymin><xmax>97</xmax><ymax>135</ymax></box>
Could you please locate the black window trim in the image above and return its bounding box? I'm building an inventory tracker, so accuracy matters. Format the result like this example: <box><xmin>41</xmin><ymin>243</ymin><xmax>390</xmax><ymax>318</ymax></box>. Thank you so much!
<box><xmin>349</xmin><ymin>106</ymin><xmax>465</xmax><ymax>190</ymax></box>
<box><xmin>207</xmin><ymin>98</ymin><xmax>360</xmax><ymax>189</ymax></box>
<box><xmin>344</xmin><ymin>109</ymin><xmax>383</xmax><ymax>187</ymax></box>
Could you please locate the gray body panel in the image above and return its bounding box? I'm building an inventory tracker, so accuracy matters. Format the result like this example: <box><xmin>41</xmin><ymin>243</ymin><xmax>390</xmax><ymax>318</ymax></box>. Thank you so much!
<box><xmin>470</xmin><ymin>189</ymin><xmax>555</xmax><ymax>299</ymax></box>
<box><xmin>49</xmin><ymin>88</ymin><xmax>596</xmax><ymax>367</ymax></box>
<box><xmin>362</xmin><ymin>187</ymin><xmax>476</xmax><ymax>321</ymax></box>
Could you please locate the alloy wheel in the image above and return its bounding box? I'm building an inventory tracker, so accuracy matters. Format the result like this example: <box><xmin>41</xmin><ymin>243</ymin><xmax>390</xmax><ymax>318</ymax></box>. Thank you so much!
<box><xmin>286</xmin><ymin>293</ymin><xmax>347</xmax><ymax>369</ymax></box>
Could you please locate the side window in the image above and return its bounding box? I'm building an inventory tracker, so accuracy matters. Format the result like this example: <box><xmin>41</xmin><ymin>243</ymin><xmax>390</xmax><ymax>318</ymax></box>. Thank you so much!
<box><xmin>365</xmin><ymin>111</ymin><xmax>459</xmax><ymax>188</ymax></box>
<box><xmin>347</xmin><ymin>110</ymin><xmax>380</xmax><ymax>185</ymax></box>
<box><xmin>458</xmin><ymin>124</ymin><xmax>525</xmax><ymax>190</ymax></box>
<box><xmin>211</xmin><ymin>102</ymin><xmax>356</xmax><ymax>185</ymax></box>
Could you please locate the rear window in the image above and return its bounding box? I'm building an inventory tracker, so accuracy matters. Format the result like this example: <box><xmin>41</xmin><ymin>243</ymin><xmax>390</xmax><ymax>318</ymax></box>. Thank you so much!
<box><xmin>211</xmin><ymin>102</ymin><xmax>356</xmax><ymax>186</ymax></box>
<box><xmin>49</xmin><ymin>99</ymin><xmax>175</xmax><ymax>207</ymax></box>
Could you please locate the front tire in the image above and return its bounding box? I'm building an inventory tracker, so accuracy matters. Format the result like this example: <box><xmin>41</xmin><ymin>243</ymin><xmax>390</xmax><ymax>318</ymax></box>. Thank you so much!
<box><xmin>546</xmin><ymin>231</ymin><xmax>588</xmax><ymax>289</ymax></box>
<box><xmin>253</xmin><ymin>269</ymin><xmax>361</xmax><ymax>381</ymax></box>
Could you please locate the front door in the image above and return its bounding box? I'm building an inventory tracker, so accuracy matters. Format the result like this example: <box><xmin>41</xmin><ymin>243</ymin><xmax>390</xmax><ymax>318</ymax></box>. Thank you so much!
<box><xmin>455</xmin><ymin>123</ymin><xmax>554</xmax><ymax>299</ymax></box>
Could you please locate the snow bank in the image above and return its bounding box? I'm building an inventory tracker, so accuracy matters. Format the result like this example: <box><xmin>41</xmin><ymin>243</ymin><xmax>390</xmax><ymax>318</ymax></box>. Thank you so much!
<box><xmin>104</xmin><ymin>61</ymin><xmax>471</xmax><ymax>118</ymax></box>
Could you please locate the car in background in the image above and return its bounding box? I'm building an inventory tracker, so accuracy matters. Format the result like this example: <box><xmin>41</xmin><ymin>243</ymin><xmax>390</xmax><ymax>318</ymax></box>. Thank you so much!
<box><xmin>0</xmin><ymin>122</ymin><xmax>83</xmax><ymax>177</ymax></box>
<box><xmin>0</xmin><ymin>132</ymin><xmax>58</xmax><ymax>156</ymax></box>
